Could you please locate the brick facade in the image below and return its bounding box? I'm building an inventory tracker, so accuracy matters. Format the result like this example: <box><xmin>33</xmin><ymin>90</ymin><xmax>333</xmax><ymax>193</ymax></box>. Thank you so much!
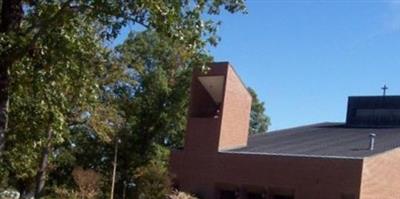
<box><xmin>360</xmin><ymin>149</ymin><xmax>400</xmax><ymax>198</ymax></box>
<box><xmin>170</xmin><ymin>151</ymin><xmax>363</xmax><ymax>199</ymax></box>
<box><xmin>169</xmin><ymin>62</ymin><xmax>400</xmax><ymax>199</ymax></box>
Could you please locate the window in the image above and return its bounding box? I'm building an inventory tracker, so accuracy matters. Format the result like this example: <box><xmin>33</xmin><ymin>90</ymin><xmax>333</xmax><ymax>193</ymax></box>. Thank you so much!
<box><xmin>247</xmin><ymin>192</ymin><xmax>264</xmax><ymax>199</ymax></box>
<box><xmin>272</xmin><ymin>194</ymin><xmax>294</xmax><ymax>199</ymax></box>
<box><xmin>341</xmin><ymin>193</ymin><xmax>356</xmax><ymax>199</ymax></box>
<box><xmin>219</xmin><ymin>190</ymin><xmax>236</xmax><ymax>199</ymax></box>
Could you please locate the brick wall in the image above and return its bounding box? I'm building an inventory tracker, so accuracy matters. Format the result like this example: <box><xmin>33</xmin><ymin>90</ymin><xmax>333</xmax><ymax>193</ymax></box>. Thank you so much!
<box><xmin>170</xmin><ymin>151</ymin><xmax>363</xmax><ymax>199</ymax></box>
<box><xmin>360</xmin><ymin>149</ymin><xmax>400</xmax><ymax>199</ymax></box>
<box><xmin>218</xmin><ymin>65</ymin><xmax>251</xmax><ymax>150</ymax></box>
<box><xmin>183</xmin><ymin>62</ymin><xmax>251</xmax><ymax>152</ymax></box>
<box><xmin>170</xmin><ymin>62</ymin><xmax>367</xmax><ymax>199</ymax></box>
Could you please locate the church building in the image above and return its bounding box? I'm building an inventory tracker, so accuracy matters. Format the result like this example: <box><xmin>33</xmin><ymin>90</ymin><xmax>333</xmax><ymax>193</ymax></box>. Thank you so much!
<box><xmin>169</xmin><ymin>62</ymin><xmax>400</xmax><ymax>199</ymax></box>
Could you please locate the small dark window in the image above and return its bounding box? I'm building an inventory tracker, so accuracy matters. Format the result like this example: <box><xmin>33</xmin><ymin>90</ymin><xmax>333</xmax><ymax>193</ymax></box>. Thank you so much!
<box><xmin>272</xmin><ymin>194</ymin><xmax>294</xmax><ymax>199</ymax></box>
<box><xmin>219</xmin><ymin>190</ymin><xmax>236</xmax><ymax>199</ymax></box>
<box><xmin>341</xmin><ymin>193</ymin><xmax>356</xmax><ymax>199</ymax></box>
<box><xmin>247</xmin><ymin>192</ymin><xmax>264</xmax><ymax>199</ymax></box>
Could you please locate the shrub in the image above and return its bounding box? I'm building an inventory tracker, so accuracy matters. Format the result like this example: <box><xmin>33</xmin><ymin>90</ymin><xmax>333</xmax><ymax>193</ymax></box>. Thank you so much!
<box><xmin>72</xmin><ymin>167</ymin><xmax>102</xmax><ymax>199</ymax></box>
<box><xmin>168</xmin><ymin>190</ymin><xmax>198</xmax><ymax>199</ymax></box>
<box><xmin>48</xmin><ymin>186</ymin><xmax>79</xmax><ymax>199</ymax></box>
<box><xmin>134</xmin><ymin>161</ymin><xmax>170</xmax><ymax>199</ymax></box>
<box><xmin>0</xmin><ymin>190</ymin><xmax>20</xmax><ymax>199</ymax></box>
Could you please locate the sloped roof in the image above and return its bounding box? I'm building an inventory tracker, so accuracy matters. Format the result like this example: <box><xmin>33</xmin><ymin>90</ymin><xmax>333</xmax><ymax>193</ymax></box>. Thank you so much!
<box><xmin>227</xmin><ymin>123</ymin><xmax>400</xmax><ymax>159</ymax></box>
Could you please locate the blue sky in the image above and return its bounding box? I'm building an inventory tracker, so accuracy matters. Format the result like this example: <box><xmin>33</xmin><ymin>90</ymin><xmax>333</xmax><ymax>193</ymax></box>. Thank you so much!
<box><xmin>115</xmin><ymin>1</ymin><xmax>400</xmax><ymax>131</ymax></box>
<box><xmin>209</xmin><ymin>0</ymin><xmax>400</xmax><ymax>130</ymax></box>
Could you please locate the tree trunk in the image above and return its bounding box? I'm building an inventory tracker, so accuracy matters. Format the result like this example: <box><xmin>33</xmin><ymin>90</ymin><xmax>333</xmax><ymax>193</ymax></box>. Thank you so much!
<box><xmin>0</xmin><ymin>68</ymin><xmax>9</xmax><ymax>153</ymax></box>
<box><xmin>122</xmin><ymin>180</ymin><xmax>127</xmax><ymax>199</ymax></box>
<box><xmin>0</xmin><ymin>0</ymin><xmax>23</xmax><ymax>153</ymax></box>
<box><xmin>34</xmin><ymin>128</ymin><xmax>53</xmax><ymax>198</ymax></box>
<box><xmin>110</xmin><ymin>139</ymin><xmax>119</xmax><ymax>199</ymax></box>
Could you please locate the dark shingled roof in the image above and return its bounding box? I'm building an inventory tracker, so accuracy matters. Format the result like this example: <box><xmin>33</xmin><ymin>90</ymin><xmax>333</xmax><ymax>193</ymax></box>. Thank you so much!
<box><xmin>227</xmin><ymin>123</ymin><xmax>400</xmax><ymax>159</ymax></box>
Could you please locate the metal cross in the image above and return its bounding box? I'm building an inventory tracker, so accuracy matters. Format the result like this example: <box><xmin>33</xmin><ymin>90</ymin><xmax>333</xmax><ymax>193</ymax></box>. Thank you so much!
<box><xmin>381</xmin><ymin>84</ymin><xmax>388</xmax><ymax>96</ymax></box>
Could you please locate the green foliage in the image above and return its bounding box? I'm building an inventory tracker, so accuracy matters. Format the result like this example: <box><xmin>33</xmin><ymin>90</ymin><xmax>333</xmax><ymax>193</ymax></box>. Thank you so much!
<box><xmin>0</xmin><ymin>0</ymin><xmax>246</xmax><ymax>197</ymax></box>
<box><xmin>2</xmin><ymin>12</ymin><xmax>105</xmax><ymax>196</ymax></box>
<box><xmin>1</xmin><ymin>0</ymin><xmax>246</xmax><ymax>71</ymax></box>
<box><xmin>115</xmin><ymin>30</ymin><xmax>211</xmax><ymax>148</ymax></box>
<box><xmin>99</xmin><ymin>31</ymin><xmax>212</xmax><ymax>198</ymax></box>
<box><xmin>248</xmin><ymin>87</ymin><xmax>271</xmax><ymax>135</ymax></box>
<box><xmin>44</xmin><ymin>186</ymin><xmax>79</xmax><ymax>199</ymax></box>
<box><xmin>134</xmin><ymin>155</ymin><xmax>171</xmax><ymax>199</ymax></box>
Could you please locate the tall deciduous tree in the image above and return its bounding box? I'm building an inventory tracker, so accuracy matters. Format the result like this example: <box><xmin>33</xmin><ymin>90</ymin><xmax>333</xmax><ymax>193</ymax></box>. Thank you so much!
<box><xmin>0</xmin><ymin>0</ymin><xmax>246</xmax><ymax>154</ymax></box>
<box><xmin>0</xmin><ymin>0</ymin><xmax>23</xmax><ymax>155</ymax></box>
<box><xmin>4</xmin><ymin>15</ymin><xmax>105</xmax><ymax>198</ymax></box>
<box><xmin>0</xmin><ymin>0</ymin><xmax>246</xmax><ymax>198</ymax></box>
<box><xmin>109</xmin><ymin>31</ymin><xmax>211</xmax><ymax>198</ymax></box>
<box><xmin>248</xmin><ymin>87</ymin><xmax>271</xmax><ymax>135</ymax></box>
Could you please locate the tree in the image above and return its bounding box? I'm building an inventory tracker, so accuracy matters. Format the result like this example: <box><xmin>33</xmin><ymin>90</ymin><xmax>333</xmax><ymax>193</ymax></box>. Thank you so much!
<box><xmin>0</xmin><ymin>0</ymin><xmax>23</xmax><ymax>156</ymax></box>
<box><xmin>0</xmin><ymin>0</ymin><xmax>246</xmax><ymax>154</ymax></box>
<box><xmin>104</xmin><ymin>30</ymin><xmax>211</xmax><ymax>198</ymax></box>
<box><xmin>3</xmin><ymin>17</ymin><xmax>105</xmax><ymax>198</ymax></box>
<box><xmin>134</xmin><ymin>159</ymin><xmax>171</xmax><ymax>199</ymax></box>
<box><xmin>1</xmin><ymin>1</ymin><xmax>246</xmax><ymax>198</ymax></box>
<box><xmin>248</xmin><ymin>87</ymin><xmax>271</xmax><ymax>135</ymax></box>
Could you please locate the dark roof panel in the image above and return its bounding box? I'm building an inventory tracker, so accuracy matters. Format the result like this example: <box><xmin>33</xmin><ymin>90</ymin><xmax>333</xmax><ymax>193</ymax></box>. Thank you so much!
<box><xmin>227</xmin><ymin>123</ymin><xmax>400</xmax><ymax>158</ymax></box>
<box><xmin>346</xmin><ymin>96</ymin><xmax>400</xmax><ymax>127</ymax></box>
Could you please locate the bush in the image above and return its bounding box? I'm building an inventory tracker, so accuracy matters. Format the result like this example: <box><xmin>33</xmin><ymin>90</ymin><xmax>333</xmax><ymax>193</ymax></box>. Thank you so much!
<box><xmin>0</xmin><ymin>190</ymin><xmax>20</xmax><ymax>199</ymax></box>
<box><xmin>134</xmin><ymin>161</ymin><xmax>170</xmax><ymax>199</ymax></box>
<box><xmin>72</xmin><ymin>167</ymin><xmax>102</xmax><ymax>199</ymax></box>
<box><xmin>168</xmin><ymin>191</ymin><xmax>198</xmax><ymax>199</ymax></box>
<box><xmin>131</xmin><ymin>145</ymin><xmax>173</xmax><ymax>199</ymax></box>
<box><xmin>49</xmin><ymin>186</ymin><xmax>79</xmax><ymax>199</ymax></box>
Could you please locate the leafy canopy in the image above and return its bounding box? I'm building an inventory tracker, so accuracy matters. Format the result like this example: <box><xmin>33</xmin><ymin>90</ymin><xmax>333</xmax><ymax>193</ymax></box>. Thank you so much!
<box><xmin>248</xmin><ymin>87</ymin><xmax>271</xmax><ymax>134</ymax></box>
<box><xmin>0</xmin><ymin>0</ymin><xmax>247</xmax><ymax>197</ymax></box>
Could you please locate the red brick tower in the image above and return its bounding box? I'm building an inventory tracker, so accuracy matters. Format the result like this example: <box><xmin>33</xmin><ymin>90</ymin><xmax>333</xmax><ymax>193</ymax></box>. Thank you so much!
<box><xmin>184</xmin><ymin>62</ymin><xmax>252</xmax><ymax>153</ymax></box>
<box><xmin>170</xmin><ymin>62</ymin><xmax>253</xmax><ymax>198</ymax></box>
